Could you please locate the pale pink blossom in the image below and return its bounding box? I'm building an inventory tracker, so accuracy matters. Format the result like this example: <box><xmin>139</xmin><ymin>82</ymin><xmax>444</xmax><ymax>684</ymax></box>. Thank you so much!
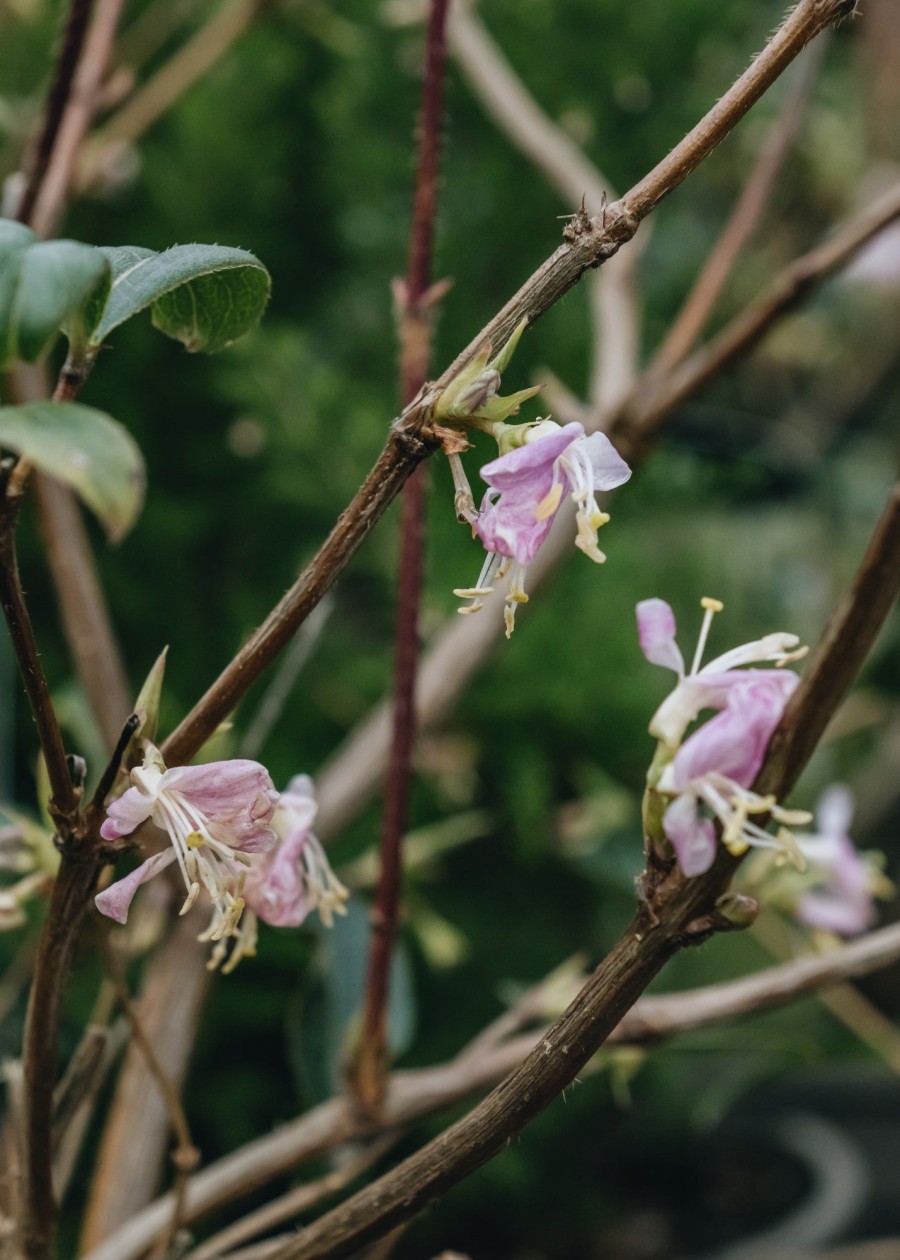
<box><xmin>455</xmin><ymin>420</ymin><xmax>630</xmax><ymax>636</ymax></box>
<box><xmin>95</xmin><ymin>742</ymin><xmax>278</xmax><ymax>938</ymax></box>
<box><xmin>796</xmin><ymin>786</ymin><xmax>877</xmax><ymax>936</ymax></box>
<box><xmin>638</xmin><ymin>598</ymin><xmax>809</xmax><ymax>876</ymax></box>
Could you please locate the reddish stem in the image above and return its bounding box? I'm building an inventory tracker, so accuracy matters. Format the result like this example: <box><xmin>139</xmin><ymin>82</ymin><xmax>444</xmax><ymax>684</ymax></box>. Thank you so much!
<box><xmin>354</xmin><ymin>0</ymin><xmax>451</xmax><ymax>1109</ymax></box>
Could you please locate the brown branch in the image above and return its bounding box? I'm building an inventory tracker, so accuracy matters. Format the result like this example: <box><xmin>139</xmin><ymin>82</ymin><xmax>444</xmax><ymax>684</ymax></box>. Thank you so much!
<box><xmin>21</xmin><ymin>0</ymin><xmax>126</xmax><ymax>238</ymax></box>
<box><xmin>77</xmin><ymin>0</ymin><xmax>267</xmax><ymax>193</ymax></box>
<box><xmin>233</xmin><ymin>478</ymin><xmax>900</xmax><ymax>1260</ymax></box>
<box><xmin>101</xmin><ymin>942</ymin><xmax>200</xmax><ymax>1260</ymax></box>
<box><xmin>15</xmin><ymin>0</ymin><xmax>95</xmax><ymax>228</ymax></box>
<box><xmin>80</xmin><ymin>914</ymin><xmax>211</xmax><ymax>1250</ymax></box>
<box><xmin>0</xmin><ymin>486</ymin><xmax>76</xmax><ymax>819</ymax></box>
<box><xmin>84</xmin><ymin>908</ymin><xmax>900</xmax><ymax>1260</ymax></box>
<box><xmin>314</xmin><ymin>180</ymin><xmax>900</xmax><ymax>841</ymax></box>
<box><xmin>651</xmin><ymin>37</ymin><xmax>827</xmax><ymax>375</ymax></box>
<box><xmin>162</xmin><ymin>0</ymin><xmax>848</xmax><ymax>770</ymax></box>
<box><xmin>21</xmin><ymin>851</ymin><xmax>104</xmax><ymax>1260</ymax></box>
<box><xmin>616</xmin><ymin>179</ymin><xmax>900</xmax><ymax>450</ymax></box>
<box><xmin>446</xmin><ymin>0</ymin><xmax>641</xmax><ymax>409</ymax></box>
<box><xmin>186</xmin><ymin>1138</ymin><xmax>400</xmax><ymax>1260</ymax></box>
<box><xmin>353</xmin><ymin>0</ymin><xmax>451</xmax><ymax>1112</ymax></box>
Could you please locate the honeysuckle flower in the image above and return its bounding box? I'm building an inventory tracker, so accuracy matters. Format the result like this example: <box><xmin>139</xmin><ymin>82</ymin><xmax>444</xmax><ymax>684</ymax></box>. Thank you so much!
<box><xmin>454</xmin><ymin>419</ymin><xmax>631</xmax><ymax>636</ymax></box>
<box><xmin>95</xmin><ymin>741</ymin><xmax>279</xmax><ymax>942</ymax></box>
<box><xmin>639</xmin><ymin>598</ymin><xmax>810</xmax><ymax>877</ymax></box>
<box><xmin>795</xmin><ymin>786</ymin><xmax>883</xmax><ymax>936</ymax></box>
<box><xmin>206</xmin><ymin>775</ymin><xmax>349</xmax><ymax>973</ymax></box>
<box><xmin>638</xmin><ymin>595</ymin><xmax>807</xmax><ymax>748</ymax></box>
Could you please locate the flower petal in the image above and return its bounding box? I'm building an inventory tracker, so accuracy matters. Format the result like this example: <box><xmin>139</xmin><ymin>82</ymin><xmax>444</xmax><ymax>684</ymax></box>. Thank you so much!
<box><xmin>100</xmin><ymin>785</ymin><xmax>157</xmax><ymax>841</ymax></box>
<box><xmin>94</xmin><ymin>849</ymin><xmax>176</xmax><ymax>923</ymax></box>
<box><xmin>816</xmin><ymin>783</ymin><xmax>854</xmax><ymax>842</ymax></box>
<box><xmin>670</xmin><ymin>673</ymin><xmax>797</xmax><ymax>791</ymax></box>
<box><xmin>579</xmin><ymin>431</ymin><xmax>632</xmax><ymax>491</ymax></box>
<box><xmin>161</xmin><ymin>759</ymin><xmax>279</xmax><ymax>852</ymax></box>
<box><xmin>636</xmin><ymin>599</ymin><xmax>684</xmax><ymax>675</ymax></box>
<box><xmin>663</xmin><ymin>793</ymin><xmax>717</xmax><ymax>876</ymax></box>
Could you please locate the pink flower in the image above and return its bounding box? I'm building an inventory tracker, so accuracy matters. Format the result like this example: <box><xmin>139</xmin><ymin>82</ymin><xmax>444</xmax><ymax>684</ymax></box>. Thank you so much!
<box><xmin>95</xmin><ymin>742</ymin><xmax>278</xmax><ymax>937</ymax></box>
<box><xmin>455</xmin><ymin>420</ymin><xmax>631</xmax><ymax>636</ymax></box>
<box><xmin>638</xmin><ymin>598</ymin><xmax>809</xmax><ymax>877</ymax></box>
<box><xmin>243</xmin><ymin>775</ymin><xmax>348</xmax><ymax>930</ymax></box>
<box><xmin>796</xmin><ymin>786</ymin><xmax>877</xmax><ymax>936</ymax></box>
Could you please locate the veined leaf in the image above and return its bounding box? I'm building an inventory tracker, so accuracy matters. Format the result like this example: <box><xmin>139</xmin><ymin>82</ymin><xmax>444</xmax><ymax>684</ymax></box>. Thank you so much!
<box><xmin>0</xmin><ymin>402</ymin><xmax>145</xmax><ymax>541</ymax></box>
<box><xmin>89</xmin><ymin>243</ymin><xmax>271</xmax><ymax>352</ymax></box>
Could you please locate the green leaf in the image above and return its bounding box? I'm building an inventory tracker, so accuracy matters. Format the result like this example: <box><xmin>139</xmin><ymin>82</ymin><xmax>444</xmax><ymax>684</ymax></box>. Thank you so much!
<box><xmin>89</xmin><ymin>244</ymin><xmax>271</xmax><ymax>352</ymax></box>
<box><xmin>132</xmin><ymin>646</ymin><xmax>169</xmax><ymax>746</ymax></box>
<box><xmin>0</xmin><ymin>220</ymin><xmax>109</xmax><ymax>365</ymax></box>
<box><xmin>0</xmin><ymin>402</ymin><xmax>145</xmax><ymax>541</ymax></box>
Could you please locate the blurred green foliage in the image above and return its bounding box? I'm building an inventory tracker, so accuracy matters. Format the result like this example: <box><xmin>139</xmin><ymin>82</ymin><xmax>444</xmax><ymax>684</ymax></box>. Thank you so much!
<box><xmin>1</xmin><ymin>0</ymin><xmax>900</xmax><ymax>1255</ymax></box>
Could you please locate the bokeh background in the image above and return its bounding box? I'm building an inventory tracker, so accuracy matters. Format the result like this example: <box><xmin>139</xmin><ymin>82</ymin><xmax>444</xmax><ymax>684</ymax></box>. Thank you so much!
<box><xmin>1</xmin><ymin>0</ymin><xmax>900</xmax><ymax>1256</ymax></box>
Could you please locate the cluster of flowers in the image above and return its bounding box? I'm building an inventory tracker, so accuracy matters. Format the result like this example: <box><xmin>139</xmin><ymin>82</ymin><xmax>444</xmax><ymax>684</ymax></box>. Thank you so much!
<box><xmin>637</xmin><ymin>596</ymin><xmax>882</xmax><ymax>934</ymax></box>
<box><xmin>94</xmin><ymin>742</ymin><xmax>348</xmax><ymax>971</ymax></box>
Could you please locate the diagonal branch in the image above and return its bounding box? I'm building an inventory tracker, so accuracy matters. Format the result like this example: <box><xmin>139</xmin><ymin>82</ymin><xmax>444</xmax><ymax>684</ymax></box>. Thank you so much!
<box><xmin>83</xmin><ymin>905</ymin><xmax>900</xmax><ymax>1260</ymax></box>
<box><xmin>314</xmin><ymin>178</ymin><xmax>900</xmax><ymax>841</ymax></box>
<box><xmin>162</xmin><ymin>0</ymin><xmax>852</xmax><ymax>769</ymax></box>
<box><xmin>249</xmin><ymin>480</ymin><xmax>900</xmax><ymax>1260</ymax></box>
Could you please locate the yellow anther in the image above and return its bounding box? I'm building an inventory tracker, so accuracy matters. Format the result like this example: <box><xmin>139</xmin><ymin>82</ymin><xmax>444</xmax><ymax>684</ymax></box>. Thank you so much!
<box><xmin>185</xmin><ymin>831</ymin><xmax>206</xmax><ymax>848</ymax></box>
<box><xmin>700</xmin><ymin>596</ymin><xmax>724</xmax><ymax>612</ymax></box>
<box><xmin>534</xmin><ymin>482</ymin><xmax>563</xmax><ymax>521</ymax></box>
<box><xmin>591</xmin><ymin>510</ymin><xmax>610</xmax><ymax>529</ymax></box>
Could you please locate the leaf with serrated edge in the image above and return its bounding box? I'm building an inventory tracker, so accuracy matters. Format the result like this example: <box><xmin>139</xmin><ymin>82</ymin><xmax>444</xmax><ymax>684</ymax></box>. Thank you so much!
<box><xmin>0</xmin><ymin>403</ymin><xmax>145</xmax><ymax>541</ymax></box>
<box><xmin>89</xmin><ymin>244</ymin><xmax>270</xmax><ymax>352</ymax></box>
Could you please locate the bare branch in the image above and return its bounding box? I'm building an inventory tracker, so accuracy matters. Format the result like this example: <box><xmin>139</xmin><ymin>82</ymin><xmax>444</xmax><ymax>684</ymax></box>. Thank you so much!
<box><xmin>15</xmin><ymin>0</ymin><xmax>95</xmax><ymax>228</ymax></box>
<box><xmin>314</xmin><ymin>181</ymin><xmax>900</xmax><ymax>840</ymax></box>
<box><xmin>651</xmin><ymin>37</ymin><xmax>827</xmax><ymax>375</ymax></box>
<box><xmin>162</xmin><ymin>0</ymin><xmax>847</xmax><ymax>769</ymax></box>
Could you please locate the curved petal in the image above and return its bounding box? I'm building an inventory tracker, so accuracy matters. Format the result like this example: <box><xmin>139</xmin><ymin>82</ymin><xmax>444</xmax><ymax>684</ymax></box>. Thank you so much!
<box><xmin>797</xmin><ymin>887</ymin><xmax>873</xmax><ymax>936</ymax></box>
<box><xmin>663</xmin><ymin>793</ymin><xmax>717</xmax><ymax>876</ymax></box>
<box><xmin>243</xmin><ymin>829</ymin><xmax>310</xmax><ymax>928</ymax></box>
<box><xmin>162</xmin><ymin>759</ymin><xmax>278</xmax><ymax>852</ymax></box>
<box><xmin>94</xmin><ymin>849</ymin><xmax>176</xmax><ymax>924</ymax></box>
<box><xmin>479</xmin><ymin>422</ymin><xmax>582</xmax><ymax>491</ymax></box>
<box><xmin>816</xmin><ymin>784</ymin><xmax>854</xmax><ymax>842</ymax></box>
<box><xmin>636</xmin><ymin>599</ymin><xmax>684</xmax><ymax>675</ymax></box>
<box><xmin>475</xmin><ymin>493</ymin><xmax>554</xmax><ymax>565</ymax></box>
<box><xmin>671</xmin><ymin>673</ymin><xmax>797</xmax><ymax>791</ymax></box>
<box><xmin>579</xmin><ymin>431</ymin><xmax>632</xmax><ymax>490</ymax></box>
<box><xmin>275</xmin><ymin>774</ymin><xmax>318</xmax><ymax>838</ymax></box>
<box><xmin>100</xmin><ymin>785</ymin><xmax>157</xmax><ymax>841</ymax></box>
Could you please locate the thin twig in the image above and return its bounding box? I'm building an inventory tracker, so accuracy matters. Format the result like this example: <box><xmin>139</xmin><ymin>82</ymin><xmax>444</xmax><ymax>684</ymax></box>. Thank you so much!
<box><xmin>82</xmin><ymin>914</ymin><xmax>900</xmax><ymax>1260</ymax></box>
<box><xmin>651</xmin><ymin>38</ymin><xmax>827</xmax><ymax>375</ymax></box>
<box><xmin>28</xmin><ymin>0</ymin><xmax>126</xmax><ymax>238</ymax></box>
<box><xmin>15</xmin><ymin>0</ymin><xmax>95</xmax><ymax>227</ymax></box>
<box><xmin>446</xmin><ymin>0</ymin><xmax>641</xmax><ymax>409</ymax></box>
<box><xmin>162</xmin><ymin>0</ymin><xmax>850</xmax><ymax>769</ymax></box>
<box><xmin>0</xmin><ymin>486</ymin><xmax>76</xmax><ymax>819</ymax></box>
<box><xmin>185</xmin><ymin>1138</ymin><xmax>400</xmax><ymax>1260</ymax></box>
<box><xmin>102</xmin><ymin>941</ymin><xmax>200</xmax><ymax>1260</ymax></box>
<box><xmin>353</xmin><ymin>0</ymin><xmax>452</xmax><ymax>1112</ymax></box>
<box><xmin>77</xmin><ymin>0</ymin><xmax>268</xmax><ymax>193</ymax></box>
<box><xmin>88</xmin><ymin>714</ymin><xmax>140</xmax><ymax>814</ymax></box>
<box><xmin>80</xmin><ymin>913</ymin><xmax>211</xmax><ymax>1251</ymax></box>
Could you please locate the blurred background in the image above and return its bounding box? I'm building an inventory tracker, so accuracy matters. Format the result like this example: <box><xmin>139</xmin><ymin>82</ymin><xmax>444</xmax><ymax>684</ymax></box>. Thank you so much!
<box><xmin>1</xmin><ymin>0</ymin><xmax>900</xmax><ymax>1256</ymax></box>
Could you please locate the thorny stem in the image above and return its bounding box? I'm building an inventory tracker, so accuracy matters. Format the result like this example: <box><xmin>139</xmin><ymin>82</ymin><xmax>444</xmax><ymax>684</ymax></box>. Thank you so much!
<box><xmin>354</xmin><ymin>0</ymin><xmax>452</xmax><ymax>1112</ymax></box>
<box><xmin>250</xmin><ymin>479</ymin><xmax>900</xmax><ymax>1260</ymax></box>
<box><xmin>15</xmin><ymin>0</ymin><xmax>95</xmax><ymax>227</ymax></box>
<box><xmin>163</xmin><ymin>0</ymin><xmax>851</xmax><ymax>770</ymax></box>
